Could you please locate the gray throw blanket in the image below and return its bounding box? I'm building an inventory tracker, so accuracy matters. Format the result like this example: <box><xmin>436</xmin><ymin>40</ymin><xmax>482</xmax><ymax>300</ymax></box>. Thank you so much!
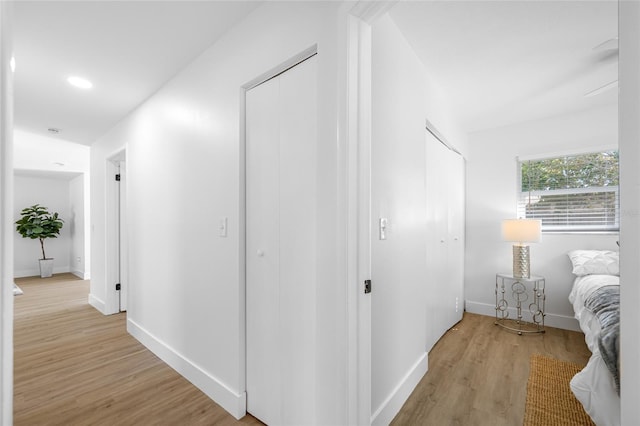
<box><xmin>584</xmin><ymin>285</ymin><xmax>620</xmax><ymax>394</ymax></box>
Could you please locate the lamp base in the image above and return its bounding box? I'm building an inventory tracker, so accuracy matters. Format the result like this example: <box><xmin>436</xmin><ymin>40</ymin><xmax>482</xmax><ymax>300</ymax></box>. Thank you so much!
<box><xmin>513</xmin><ymin>245</ymin><xmax>530</xmax><ymax>278</ymax></box>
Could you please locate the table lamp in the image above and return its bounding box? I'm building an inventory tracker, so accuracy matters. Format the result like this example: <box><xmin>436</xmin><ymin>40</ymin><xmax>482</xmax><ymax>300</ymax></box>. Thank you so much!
<box><xmin>502</xmin><ymin>219</ymin><xmax>542</xmax><ymax>278</ymax></box>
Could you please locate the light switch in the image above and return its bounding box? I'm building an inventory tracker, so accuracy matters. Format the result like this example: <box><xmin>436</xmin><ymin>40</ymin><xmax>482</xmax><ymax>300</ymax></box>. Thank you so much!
<box><xmin>379</xmin><ymin>218</ymin><xmax>388</xmax><ymax>240</ymax></box>
<box><xmin>219</xmin><ymin>217</ymin><xmax>228</xmax><ymax>237</ymax></box>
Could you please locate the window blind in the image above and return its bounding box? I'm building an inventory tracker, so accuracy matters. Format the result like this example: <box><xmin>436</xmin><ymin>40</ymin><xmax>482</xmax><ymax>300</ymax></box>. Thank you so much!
<box><xmin>517</xmin><ymin>151</ymin><xmax>619</xmax><ymax>232</ymax></box>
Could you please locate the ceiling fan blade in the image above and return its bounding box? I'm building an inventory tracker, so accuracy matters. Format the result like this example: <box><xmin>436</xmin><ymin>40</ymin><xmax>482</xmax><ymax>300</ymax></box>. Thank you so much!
<box><xmin>584</xmin><ymin>80</ymin><xmax>618</xmax><ymax>97</ymax></box>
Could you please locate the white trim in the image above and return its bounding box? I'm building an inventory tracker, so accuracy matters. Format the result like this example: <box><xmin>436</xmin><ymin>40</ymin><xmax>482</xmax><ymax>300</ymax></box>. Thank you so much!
<box><xmin>516</xmin><ymin>145</ymin><xmax>618</xmax><ymax>163</ymax></box>
<box><xmin>88</xmin><ymin>293</ymin><xmax>107</xmax><ymax>315</ymax></box>
<box><xmin>127</xmin><ymin>318</ymin><xmax>246</xmax><ymax>420</ymax></box>
<box><xmin>241</xmin><ymin>45</ymin><xmax>317</xmax><ymax>91</ymax></box>
<box><xmin>350</xmin><ymin>0</ymin><xmax>398</xmax><ymax>24</ymax></box>
<box><xmin>71</xmin><ymin>269</ymin><xmax>88</xmax><ymax>280</ymax></box>
<box><xmin>345</xmin><ymin>4</ymin><xmax>398</xmax><ymax>423</ymax></box>
<box><xmin>344</xmin><ymin>10</ymin><xmax>374</xmax><ymax>426</ymax></box>
<box><xmin>13</xmin><ymin>265</ymin><xmax>71</xmax><ymax>278</ymax></box>
<box><xmin>0</xmin><ymin>2</ymin><xmax>14</xmax><ymax>422</ymax></box>
<box><xmin>355</xmin><ymin>20</ymin><xmax>373</xmax><ymax>426</ymax></box>
<box><xmin>118</xmin><ymin>160</ymin><xmax>128</xmax><ymax>312</ymax></box>
<box><xmin>425</xmin><ymin>118</ymin><xmax>462</xmax><ymax>156</ymax></box>
<box><xmin>237</xmin><ymin>77</ymin><xmax>247</xmax><ymax>406</ymax></box>
<box><xmin>370</xmin><ymin>352</ymin><xmax>428</xmax><ymax>426</ymax></box>
<box><xmin>464</xmin><ymin>300</ymin><xmax>581</xmax><ymax>332</ymax></box>
<box><xmin>104</xmin><ymin>157</ymin><xmax>122</xmax><ymax>315</ymax></box>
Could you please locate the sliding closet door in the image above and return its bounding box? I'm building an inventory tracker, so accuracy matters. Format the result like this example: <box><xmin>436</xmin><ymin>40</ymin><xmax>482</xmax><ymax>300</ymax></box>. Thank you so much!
<box><xmin>246</xmin><ymin>55</ymin><xmax>318</xmax><ymax>425</ymax></box>
<box><xmin>447</xmin><ymin>150</ymin><xmax>465</xmax><ymax>326</ymax></box>
<box><xmin>425</xmin><ymin>131</ymin><xmax>450</xmax><ymax>349</ymax></box>
<box><xmin>425</xmin><ymin>131</ymin><xmax>465</xmax><ymax>349</ymax></box>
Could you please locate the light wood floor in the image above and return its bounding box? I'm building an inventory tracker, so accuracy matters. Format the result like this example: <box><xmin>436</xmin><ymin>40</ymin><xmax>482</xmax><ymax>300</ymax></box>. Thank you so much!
<box><xmin>14</xmin><ymin>274</ymin><xmax>590</xmax><ymax>425</ymax></box>
<box><xmin>391</xmin><ymin>311</ymin><xmax>591</xmax><ymax>425</ymax></box>
<box><xmin>13</xmin><ymin>274</ymin><xmax>262</xmax><ymax>426</ymax></box>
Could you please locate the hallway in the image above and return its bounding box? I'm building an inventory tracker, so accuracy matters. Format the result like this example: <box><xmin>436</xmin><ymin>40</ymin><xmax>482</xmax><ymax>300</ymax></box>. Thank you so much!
<box><xmin>13</xmin><ymin>274</ymin><xmax>261</xmax><ymax>426</ymax></box>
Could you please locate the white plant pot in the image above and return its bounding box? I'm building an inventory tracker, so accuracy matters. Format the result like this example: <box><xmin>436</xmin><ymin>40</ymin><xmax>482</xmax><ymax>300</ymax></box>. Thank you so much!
<box><xmin>39</xmin><ymin>258</ymin><xmax>54</xmax><ymax>278</ymax></box>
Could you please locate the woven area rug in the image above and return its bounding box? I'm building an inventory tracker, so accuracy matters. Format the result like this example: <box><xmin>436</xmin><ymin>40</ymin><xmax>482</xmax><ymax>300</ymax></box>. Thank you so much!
<box><xmin>523</xmin><ymin>354</ymin><xmax>595</xmax><ymax>426</ymax></box>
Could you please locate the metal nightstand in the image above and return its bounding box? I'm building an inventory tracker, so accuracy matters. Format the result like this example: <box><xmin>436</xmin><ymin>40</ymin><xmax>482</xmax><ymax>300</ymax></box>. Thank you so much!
<box><xmin>495</xmin><ymin>273</ymin><xmax>545</xmax><ymax>334</ymax></box>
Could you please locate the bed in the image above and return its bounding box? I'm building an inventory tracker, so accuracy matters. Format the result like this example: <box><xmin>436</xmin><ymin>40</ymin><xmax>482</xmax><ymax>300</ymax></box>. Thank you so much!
<box><xmin>567</xmin><ymin>250</ymin><xmax>620</xmax><ymax>426</ymax></box>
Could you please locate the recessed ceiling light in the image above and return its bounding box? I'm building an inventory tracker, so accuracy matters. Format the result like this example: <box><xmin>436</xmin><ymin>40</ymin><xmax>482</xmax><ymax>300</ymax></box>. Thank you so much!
<box><xmin>47</xmin><ymin>128</ymin><xmax>61</xmax><ymax>134</ymax></box>
<box><xmin>10</xmin><ymin>57</ymin><xmax>15</xmax><ymax>73</ymax></box>
<box><xmin>67</xmin><ymin>76</ymin><xmax>93</xmax><ymax>90</ymax></box>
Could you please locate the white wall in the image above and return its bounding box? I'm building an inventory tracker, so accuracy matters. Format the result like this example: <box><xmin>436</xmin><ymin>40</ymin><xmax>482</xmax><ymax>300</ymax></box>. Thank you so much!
<box><xmin>370</xmin><ymin>14</ymin><xmax>467</xmax><ymax>425</ymax></box>
<box><xmin>13</xmin><ymin>175</ymin><xmax>72</xmax><ymax>277</ymax></box>
<box><xmin>465</xmin><ymin>103</ymin><xmax>619</xmax><ymax>330</ymax></box>
<box><xmin>90</xmin><ymin>2</ymin><xmax>349</xmax><ymax>422</ymax></box>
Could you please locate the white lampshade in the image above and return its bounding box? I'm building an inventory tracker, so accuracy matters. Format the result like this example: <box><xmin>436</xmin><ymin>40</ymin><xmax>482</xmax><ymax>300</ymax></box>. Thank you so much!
<box><xmin>502</xmin><ymin>219</ymin><xmax>542</xmax><ymax>243</ymax></box>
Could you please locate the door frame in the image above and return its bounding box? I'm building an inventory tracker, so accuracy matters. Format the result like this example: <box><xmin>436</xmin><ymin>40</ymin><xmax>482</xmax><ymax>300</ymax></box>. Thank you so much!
<box><xmin>0</xmin><ymin>2</ymin><xmax>14</xmax><ymax>422</ymax></box>
<box><xmin>345</xmin><ymin>3</ymin><xmax>397</xmax><ymax>424</ymax></box>
<box><xmin>238</xmin><ymin>2</ymin><xmax>396</xmax><ymax>422</ymax></box>
<box><xmin>105</xmin><ymin>149</ymin><xmax>127</xmax><ymax>314</ymax></box>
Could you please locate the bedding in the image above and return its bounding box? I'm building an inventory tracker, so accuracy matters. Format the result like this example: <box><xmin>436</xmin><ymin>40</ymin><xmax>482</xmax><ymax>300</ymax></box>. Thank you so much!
<box><xmin>569</xmin><ymin>274</ymin><xmax>620</xmax><ymax>426</ymax></box>
<box><xmin>567</xmin><ymin>250</ymin><xmax>619</xmax><ymax>276</ymax></box>
<box><xmin>584</xmin><ymin>285</ymin><xmax>620</xmax><ymax>394</ymax></box>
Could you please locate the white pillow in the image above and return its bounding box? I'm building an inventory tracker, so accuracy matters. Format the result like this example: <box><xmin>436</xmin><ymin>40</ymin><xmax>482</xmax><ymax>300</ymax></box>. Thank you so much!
<box><xmin>568</xmin><ymin>250</ymin><xmax>619</xmax><ymax>276</ymax></box>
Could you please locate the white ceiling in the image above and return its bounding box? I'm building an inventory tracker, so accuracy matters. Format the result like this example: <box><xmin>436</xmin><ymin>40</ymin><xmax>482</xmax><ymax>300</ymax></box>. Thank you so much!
<box><xmin>390</xmin><ymin>0</ymin><xmax>618</xmax><ymax>134</ymax></box>
<box><xmin>12</xmin><ymin>1</ymin><xmax>618</xmax><ymax>145</ymax></box>
<box><xmin>13</xmin><ymin>1</ymin><xmax>262</xmax><ymax>145</ymax></box>
<box><xmin>14</xmin><ymin>168</ymin><xmax>83</xmax><ymax>181</ymax></box>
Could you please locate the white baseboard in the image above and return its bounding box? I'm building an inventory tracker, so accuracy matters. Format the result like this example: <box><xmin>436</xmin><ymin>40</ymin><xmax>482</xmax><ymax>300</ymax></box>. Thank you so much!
<box><xmin>371</xmin><ymin>352</ymin><xmax>428</xmax><ymax>426</ymax></box>
<box><xmin>88</xmin><ymin>293</ymin><xmax>107</xmax><ymax>314</ymax></box>
<box><xmin>465</xmin><ymin>300</ymin><xmax>581</xmax><ymax>332</ymax></box>
<box><xmin>127</xmin><ymin>318</ymin><xmax>246</xmax><ymax>420</ymax></box>
<box><xmin>14</xmin><ymin>265</ymin><xmax>71</xmax><ymax>278</ymax></box>
<box><xmin>14</xmin><ymin>269</ymin><xmax>37</xmax><ymax>278</ymax></box>
<box><xmin>71</xmin><ymin>268</ymin><xmax>88</xmax><ymax>279</ymax></box>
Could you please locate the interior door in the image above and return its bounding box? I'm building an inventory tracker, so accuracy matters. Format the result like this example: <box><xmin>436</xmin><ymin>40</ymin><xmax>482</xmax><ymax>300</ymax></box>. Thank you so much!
<box><xmin>246</xmin><ymin>55</ymin><xmax>318</xmax><ymax>425</ymax></box>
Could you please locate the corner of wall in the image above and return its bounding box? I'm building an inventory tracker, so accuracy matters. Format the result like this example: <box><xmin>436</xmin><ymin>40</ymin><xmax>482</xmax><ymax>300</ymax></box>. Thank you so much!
<box><xmin>127</xmin><ymin>318</ymin><xmax>247</xmax><ymax>420</ymax></box>
<box><xmin>88</xmin><ymin>293</ymin><xmax>107</xmax><ymax>315</ymax></box>
<box><xmin>71</xmin><ymin>269</ymin><xmax>87</xmax><ymax>280</ymax></box>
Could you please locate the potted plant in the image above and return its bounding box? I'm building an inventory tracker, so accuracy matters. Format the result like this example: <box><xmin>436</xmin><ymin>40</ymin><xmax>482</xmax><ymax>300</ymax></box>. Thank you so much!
<box><xmin>15</xmin><ymin>204</ymin><xmax>64</xmax><ymax>278</ymax></box>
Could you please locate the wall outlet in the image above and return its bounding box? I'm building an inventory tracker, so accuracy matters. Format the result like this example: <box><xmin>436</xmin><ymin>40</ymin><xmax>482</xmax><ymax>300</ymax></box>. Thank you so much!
<box><xmin>455</xmin><ymin>297</ymin><xmax>459</xmax><ymax>313</ymax></box>
<box><xmin>77</xmin><ymin>256</ymin><xmax>82</xmax><ymax>264</ymax></box>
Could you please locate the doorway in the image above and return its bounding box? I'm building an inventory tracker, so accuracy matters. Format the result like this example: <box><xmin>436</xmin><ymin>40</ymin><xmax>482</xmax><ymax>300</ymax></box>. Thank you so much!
<box><xmin>106</xmin><ymin>151</ymin><xmax>127</xmax><ymax>313</ymax></box>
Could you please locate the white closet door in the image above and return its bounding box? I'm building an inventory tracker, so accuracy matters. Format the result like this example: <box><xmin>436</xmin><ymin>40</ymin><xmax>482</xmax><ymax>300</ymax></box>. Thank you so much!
<box><xmin>447</xmin><ymin>150</ymin><xmax>465</xmax><ymax>325</ymax></box>
<box><xmin>246</xmin><ymin>55</ymin><xmax>318</xmax><ymax>425</ymax></box>
<box><xmin>425</xmin><ymin>131</ymin><xmax>449</xmax><ymax>349</ymax></box>
<box><xmin>246</xmin><ymin>74</ymin><xmax>281</xmax><ymax>424</ymax></box>
<box><xmin>425</xmin><ymin>131</ymin><xmax>466</xmax><ymax>347</ymax></box>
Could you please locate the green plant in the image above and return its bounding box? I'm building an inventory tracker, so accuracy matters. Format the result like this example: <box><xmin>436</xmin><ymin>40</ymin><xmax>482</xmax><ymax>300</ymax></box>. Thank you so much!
<box><xmin>15</xmin><ymin>204</ymin><xmax>64</xmax><ymax>260</ymax></box>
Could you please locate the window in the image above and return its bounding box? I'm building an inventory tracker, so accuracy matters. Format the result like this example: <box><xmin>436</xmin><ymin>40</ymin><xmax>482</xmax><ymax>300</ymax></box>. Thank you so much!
<box><xmin>518</xmin><ymin>151</ymin><xmax>619</xmax><ymax>232</ymax></box>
